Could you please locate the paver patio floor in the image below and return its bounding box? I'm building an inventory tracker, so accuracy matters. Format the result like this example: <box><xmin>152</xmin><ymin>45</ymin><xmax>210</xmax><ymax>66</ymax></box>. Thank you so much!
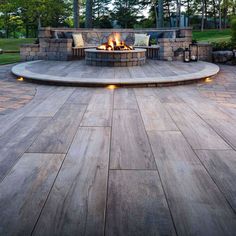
<box><xmin>0</xmin><ymin>64</ymin><xmax>236</xmax><ymax>236</ymax></box>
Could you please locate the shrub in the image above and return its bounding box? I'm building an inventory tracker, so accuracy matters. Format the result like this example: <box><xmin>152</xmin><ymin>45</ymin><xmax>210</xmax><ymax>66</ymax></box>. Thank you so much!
<box><xmin>231</xmin><ymin>18</ymin><xmax>236</xmax><ymax>45</ymax></box>
<box><xmin>211</xmin><ymin>41</ymin><xmax>235</xmax><ymax>51</ymax></box>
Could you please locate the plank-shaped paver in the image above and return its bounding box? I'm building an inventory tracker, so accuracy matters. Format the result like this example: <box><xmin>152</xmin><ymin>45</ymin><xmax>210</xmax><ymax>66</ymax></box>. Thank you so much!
<box><xmin>105</xmin><ymin>170</ymin><xmax>176</xmax><ymax>236</ymax></box>
<box><xmin>174</xmin><ymin>88</ymin><xmax>231</xmax><ymax>120</ymax></box>
<box><xmin>114</xmin><ymin>66</ymin><xmax>131</xmax><ymax>78</ymax></box>
<box><xmin>28</xmin><ymin>104</ymin><xmax>86</xmax><ymax>154</ymax></box>
<box><xmin>66</xmin><ymin>88</ymin><xmax>93</xmax><ymax>104</ymax></box>
<box><xmin>33</xmin><ymin>127</ymin><xmax>110</xmax><ymax>236</ymax></box>
<box><xmin>0</xmin><ymin>153</ymin><xmax>64</xmax><ymax>236</ymax></box>
<box><xmin>114</xmin><ymin>88</ymin><xmax>138</xmax><ymax>110</ymax></box>
<box><xmin>26</xmin><ymin>88</ymin><xmax>74</xmax><ymax>117</ymax></box>
<box><xmin>166</xmin><ymin>103</ymin><xmax>230</xmax><ymax>149</ymax></box>
<box><xmin>81</xmin><ymin>93</ymin><xmax>112</xmax><ymax>126</ymax></box>
<box><xmin>196</xmin><ymin>149</ymin><xmax>236</xmax><ymax>212</ymax></box>
<box><xmin>136</xmin><ymin>95</ymin><xmax>178</xmax><ymax>131</ymax></box>
<box><xmin>0</xmin><ymin>117</ymin><xmax>50</xmax><ymax>181</ymax></box>
<box><xmin>206</xmin><ymin>118</ymin><xmax>236</xmax><ymax>149</ymax></box>
<box><xmin>153</xmin><ymin>87</ymin><xmax>185</xmax><ymax>103</ymax></box>
<box><xmin>110</xmin><ymin>109</ymin><xmax>156</xmax><ymax>169</ymax></box>
<box><xmin>148</xmin><ymin>131</ymin><xmax>236</xmax><ymax>236</ymax></box>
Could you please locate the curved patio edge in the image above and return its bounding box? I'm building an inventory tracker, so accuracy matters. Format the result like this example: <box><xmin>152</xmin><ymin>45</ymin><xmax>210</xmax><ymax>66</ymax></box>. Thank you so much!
<box><xmin>12</xmin><ymin>60</ymin><xmax>220</xmax><ymax>86</ymax></box>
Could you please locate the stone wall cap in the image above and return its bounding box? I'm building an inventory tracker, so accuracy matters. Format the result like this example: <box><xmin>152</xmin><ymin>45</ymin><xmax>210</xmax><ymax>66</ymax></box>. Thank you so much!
<box><xmin>45</xmin><ymin>38</ymin><xmax>73</xmax><ymax>43</ymax></box>
<box><xmin>21</xmin><ymin>44</ymin><xmax>39</xmax><ymax>47</ymax></box>
<box><xmin>50</xmin><ymin>27</ymin><xmax>188</xmax><ymax>32</ymax></box>
<box><xmin>197</xmin><ymin>42</ymin><xmax>212</xmax><ymax>46</ymax></box>
<box><xmin>212</xmin><ymin>51</ymin><xmax>233</xmax><ymax>54</ymax></box>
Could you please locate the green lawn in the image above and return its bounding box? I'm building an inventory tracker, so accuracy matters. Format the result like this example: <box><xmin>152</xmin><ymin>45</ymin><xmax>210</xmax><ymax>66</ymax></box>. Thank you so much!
<box><xmin>0</xmin><ymin>53</ymin><xmax>21</xmax><ymax>65</ymax></box>
<box><xmin>0</xmin><ymin>38</ymin><xmax>35</xmax><ymax>51</ymax></box>
<box><xmin>193</xmin><ymin>29</ymin><xmax>232</xmax><ymax>43</ymax></box>
<box><xmin>0</xmin><ymin>38</ymin><xmax>35</xmax><ymax>65</ymax></box>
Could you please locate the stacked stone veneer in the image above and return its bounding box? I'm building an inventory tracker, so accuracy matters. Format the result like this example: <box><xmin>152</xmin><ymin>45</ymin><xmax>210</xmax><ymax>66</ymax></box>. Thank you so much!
<box><xmin>21</xmin><ymin>30</ymin><xmax>73</xmax><ymax>61</ymax></box>
<box><xmin>20</xmin><ymin>27</ymin><xmax>212</xmax><ymax>62</ymax></box>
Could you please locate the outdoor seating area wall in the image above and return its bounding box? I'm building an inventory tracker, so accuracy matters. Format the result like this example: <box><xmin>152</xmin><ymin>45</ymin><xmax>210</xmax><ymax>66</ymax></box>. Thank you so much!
<box><xmin>20</xmin><ymin>27</ymin><xmax>211</xmax><ymax>62</ymax></box>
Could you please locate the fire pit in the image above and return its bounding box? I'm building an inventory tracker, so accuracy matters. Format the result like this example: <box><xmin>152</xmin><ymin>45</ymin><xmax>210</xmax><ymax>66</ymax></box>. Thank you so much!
<box><xmin>85</xmin><ymin>33</ymin><xmax>146</xmax><ymax>67</ymax></box>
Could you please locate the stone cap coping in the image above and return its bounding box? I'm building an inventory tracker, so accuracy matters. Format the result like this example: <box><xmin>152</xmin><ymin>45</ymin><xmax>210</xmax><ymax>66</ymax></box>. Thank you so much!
<box><xmin>21</xmin><ymin>44</ymin><xmax>39</xmax><ymax>48</ymax></box>
<box><xmin>196</xmin><ymin>43</ymin><xmax>212</xmax><ymax>46</ymax></box>
<box><xmin>45</xmin><ymin>27</ymin><xmax>192</xmax><ymax>32</ymax></box>
<box><xmin>12</xmin><ymin>60</ymin><xmax>219</xmax><ymax>86</ymax></box>
<box><xmin>45</xmin><ymin>38</ymin><xmax>73</xmax><ymax>43</ymax></box>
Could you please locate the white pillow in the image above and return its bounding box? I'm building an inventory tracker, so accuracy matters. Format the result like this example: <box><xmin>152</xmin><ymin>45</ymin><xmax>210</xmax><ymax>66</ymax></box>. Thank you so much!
<box><xmin>134</xmin><ymin>34</ymin><xmax>150</xmax><ymax>46</ymax></box>
<box><xmin>72</xmin><ymin>33</ymin><xmax>84</xmax><ymax>47</ymax></box>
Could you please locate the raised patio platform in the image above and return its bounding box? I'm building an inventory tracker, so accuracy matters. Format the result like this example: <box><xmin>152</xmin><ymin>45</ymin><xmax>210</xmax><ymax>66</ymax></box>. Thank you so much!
<box><xmin>12</xmin><ymin>60</ymin><xmax>220</xmax><ymax>86</ymax></box>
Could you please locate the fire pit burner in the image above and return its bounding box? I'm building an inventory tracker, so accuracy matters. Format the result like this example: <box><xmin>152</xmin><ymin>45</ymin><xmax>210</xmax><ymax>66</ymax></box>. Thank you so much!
<box><xmin>97</xmin><ymin>33</ymin><xmax>133</xmax><ymax>51</ymax></box>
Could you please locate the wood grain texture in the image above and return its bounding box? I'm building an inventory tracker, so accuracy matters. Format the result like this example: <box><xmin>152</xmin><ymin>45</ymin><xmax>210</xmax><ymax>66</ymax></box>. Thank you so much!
<box><xmin>196</xmin><ymin>150</ymin><xmax>236</xmax><ymax>212</ymax></box>
<box><xmin>110</xmin><ymin>109</ymin><xmax>156</xmax><ymax>169</ymax></box>
<box><xmin>81</xmin><ymin>93</ymin><xmax>113</xmax><ymax>126</ymax></box>
<box><xmin>0</xmin><ymin>153</ymin><xmax>64</xmax><ymax>236</ymax></box>
<box><xmin>148</xmin><ymin>131</ymin><xmax>236</xmax><ymax>236</ymax></box>
<box><xmin>66</xmin><ymin>88</ymin><xmax>93</xmax><ymax>104</ymax></box>
<box><xmin>114</xmin><ymin>88</ymin><xmax>138</xmax><ymax>110</ymax></box>
<box><xmin>26</xmin><ymin>88</ymin><xmax>74</xmax><ymax>117</ymax></box>
<box><xmin>206</xmin><ymin>118</ymin><xmax>236</xmax><ymax>149</ymax></box>
<box><xmin>153</xmin><ymin>87</ymin><xmax>184</xmax><ymax>103</ymax></box>
<box><xmin>33</xmin><ymin>127</ymin><xmax>110</xmax><ymax>236</ymax></box>
<box><xmin>136</xmin><ymin>95</ymin><xmax>178</xmax><ymax>131</ymax></box>
<box><xmin>0</xmin><ymin>117</ymin><xmax>50</xmax><ymax>181</ymax></box>
<box><xmin>105</xmin><ymin>170</ymin><xmax>176</xmax><ymax>236</ymax></box>
<box><xmin>174</xmin><ymin>88</ymin><xmax>230</xmax><ymax>120</ymax></box>
<box><xmin>166</xmin><ymin>103</ymin><xmax>230</xmax><ymax>149</ymax></box>
<box><xmin>27</xmin><ymin>104</ymin><xmax>86</xmax><ymax>153</ymax></box>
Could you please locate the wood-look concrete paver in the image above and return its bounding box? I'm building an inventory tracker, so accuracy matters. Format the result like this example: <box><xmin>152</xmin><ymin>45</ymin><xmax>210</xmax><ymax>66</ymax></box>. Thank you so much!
<box><xmin>0</xmin><ymin>63</ymin><xmax>236</xmax><ymax>236</ymax></box>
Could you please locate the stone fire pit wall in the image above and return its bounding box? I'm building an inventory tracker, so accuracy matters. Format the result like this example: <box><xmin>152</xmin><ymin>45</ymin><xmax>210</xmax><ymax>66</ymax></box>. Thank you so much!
<box><xmin>20</xmin><ymin>27</ymin><xmax>210</xmax><ymax>62</ymax></box>
<box><xmin>85</xmin><ymin>49</ymin><xmax>146</xmax><ymax>67</ymax></box>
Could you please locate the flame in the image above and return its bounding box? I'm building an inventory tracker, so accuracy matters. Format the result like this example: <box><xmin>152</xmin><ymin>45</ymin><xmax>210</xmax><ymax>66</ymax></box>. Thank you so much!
<box><xmin>97</xmin><ymin>33</ymin><xmax>133</xmax><ymax>51</ymax></box>
<box><xmin>114</xmin><ymin>33</ymin><xmax>121</xmax><ymax>46</ymax></box>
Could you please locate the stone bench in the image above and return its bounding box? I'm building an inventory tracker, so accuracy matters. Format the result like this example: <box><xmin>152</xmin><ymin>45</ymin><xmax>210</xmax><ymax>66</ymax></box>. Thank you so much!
<box><xmin>20</xmin><ymin>27</ymin><xmax>193</xmax><ymax>61</ymax></box>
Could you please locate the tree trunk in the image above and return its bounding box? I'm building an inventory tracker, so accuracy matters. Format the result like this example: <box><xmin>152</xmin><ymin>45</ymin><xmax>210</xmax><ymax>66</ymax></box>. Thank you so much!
<box><xmin>158</xmin><ymin>0</ymin><xmax>164</xmax><ymax>28</ymax></box>
<box><xmin>26</xmin><ymin>24</ymin><xmax>29</xmax><ymax>38</ymax></box>
<box><xmin>201</xmin><ymin>0</ymin><xmax>205</xmax><ymax>31</ymax></box>
<box><xmin>187</xmin><ymin>0</ymin><xmax>190</xmax><ymax>26</ymax></box>
<box><xmin>167</xmin><ymin>0</ymin><xmax>172</xmax><ymax>27</ymax></box>
<box><xmin>176</xmin><ymin>0</ymin><xmax>181</xmax><ymax>27</ymax></box>
<box><xmin>152</xmin><ymin>0</ymin><xmax>158</xmax><ymax>28</ymax></box>
<box><xmin>213</xmin><ymin>0</ymin><xmax>217</xmax><ymax>28</ymax></box>
<box><xmin>204</xmin><ymin>0</ymin><xmax>207</xmax><ymax>28</ymax></box>
<box><xmin>37</xmin><ymin>16</ymin><xmax>41</xmax><ymax>30</ymax></box>
<box><xmin>78</xmin><ymin>0</ymin><xmax>81</xmax><ymax>28</ymax></box>
<box><xmin>219</xmin><ymin>0</ymin><xmax>222</xmax><ymax>30</ymax></box>
<box><xmin>73</xmin><ymin>0</ymin><xmax>78</xmax><ymax>28</ymax></box>
<box><xmin>85</xmin><ymin>0</ymin><xmax>93</xmax><ymax>28</ymax></box>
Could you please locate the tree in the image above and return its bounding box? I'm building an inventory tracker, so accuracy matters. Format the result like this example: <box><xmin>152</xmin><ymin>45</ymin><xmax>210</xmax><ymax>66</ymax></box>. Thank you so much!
<box><xmin>93</xmin><ymin>0</ymin><xmax>111</xmax><ymax>28</ymax></box>
<box><xmin>73</xmin><ymin>0</ymin><xmax>79</xmax><ymax>27</ymax></box>
<box><xmin>158</xmin><ymin>0</ymin><xmax>164</xmax><ymax>27</ymax></box>
<box><xmin>111</xmin><ymin>0</ymin><xmax>145</xmax><ymax>28</ymax></box>
<box><xmin>85</xmin><ymin>0</ymin><xmax>93</xmax><ymax>27</ymax></box>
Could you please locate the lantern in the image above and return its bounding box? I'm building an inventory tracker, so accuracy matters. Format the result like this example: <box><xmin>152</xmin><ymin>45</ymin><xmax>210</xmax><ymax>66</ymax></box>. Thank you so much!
<box><xmin>189</xmin><ymin>44</ymin><xmax>199</xmax><ymax>62</ymax></box>
<box><xmin>183</xmin><ymin>48</ymin><xmax>190</xmax><ymax>63</ymax></box>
